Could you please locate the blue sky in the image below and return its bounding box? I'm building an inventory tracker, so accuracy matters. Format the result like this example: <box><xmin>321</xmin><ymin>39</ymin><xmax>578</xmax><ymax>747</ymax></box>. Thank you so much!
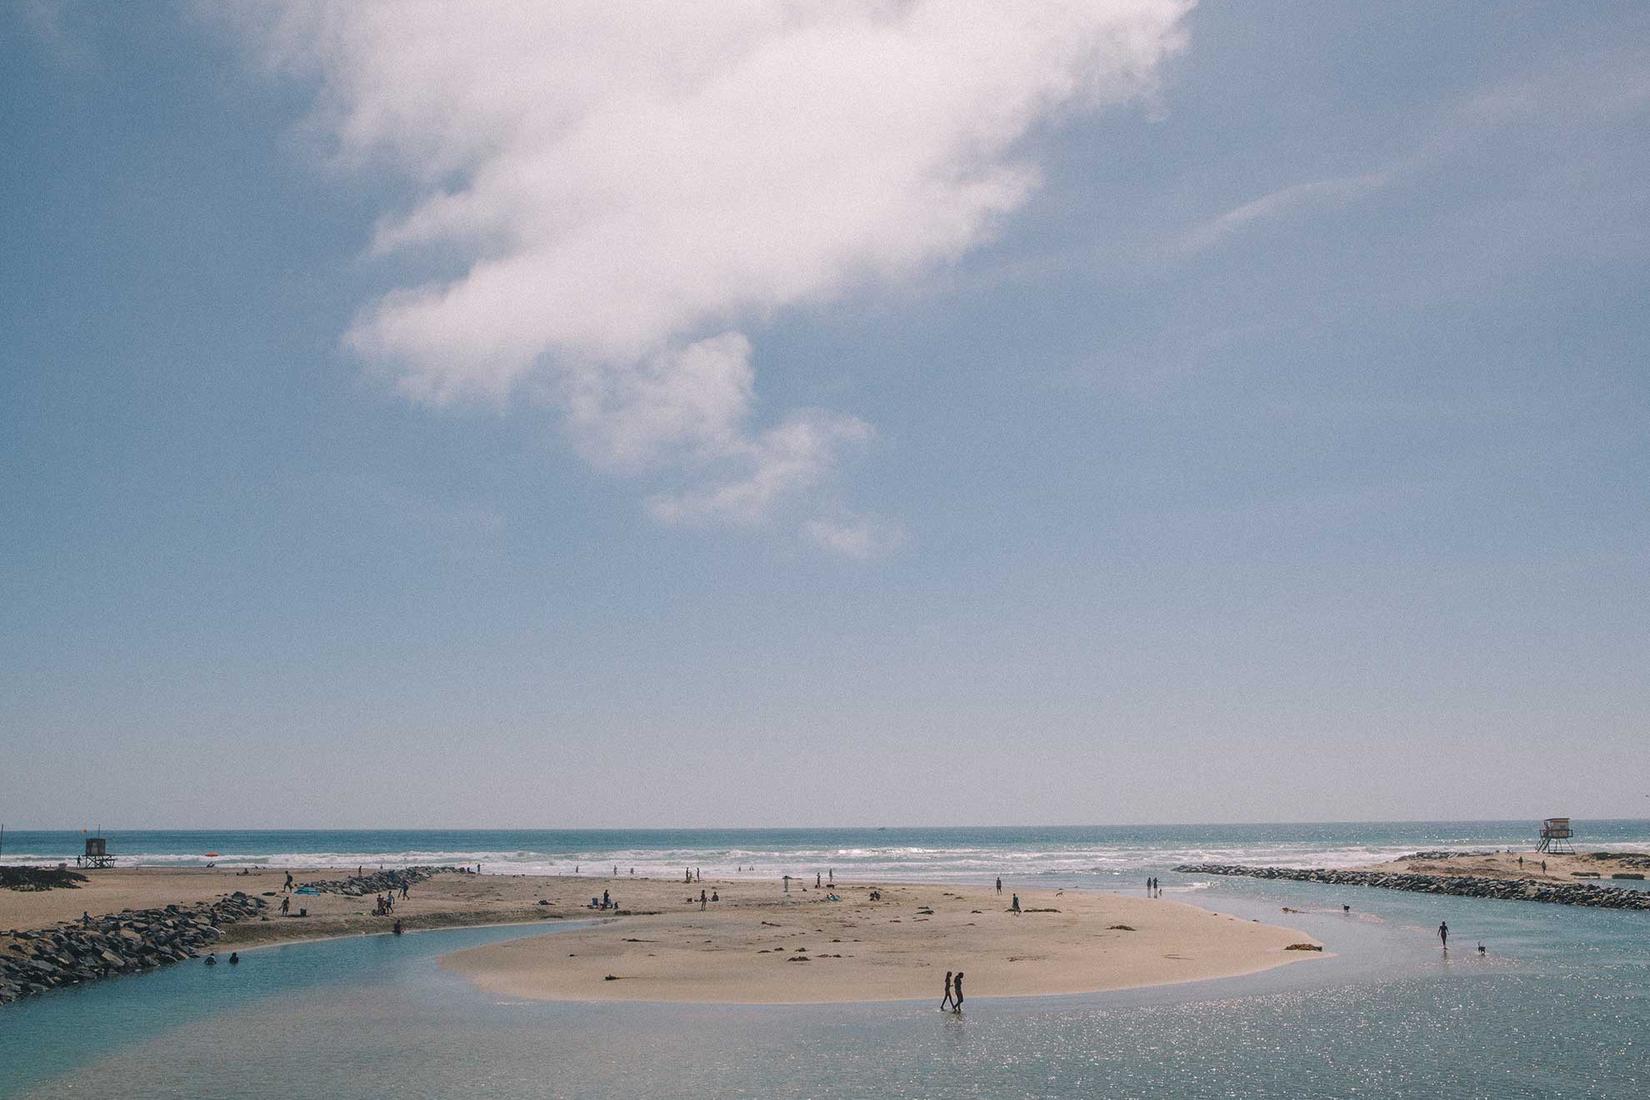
<box><xmin>2</xmin><ymin>2</ymin><xmax>1646</xmax><ymax>828</ymax></box>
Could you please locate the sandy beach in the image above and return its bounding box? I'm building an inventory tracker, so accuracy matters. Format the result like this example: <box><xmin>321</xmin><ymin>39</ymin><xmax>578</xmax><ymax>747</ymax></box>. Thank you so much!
<box><xmin>1363</xmin><ymin>849</ymin><xmax>1650</xmax><ymax>883</ymax></box>
<box><xmin>2</xmin><ymin>867</ymin><xmax>1318</xmax><ymax>1004</ymax></box>
<box><xmin>441</xmin><ymin>878</ymin><xmax>1317</xmax><ymax>1004</ymax></box>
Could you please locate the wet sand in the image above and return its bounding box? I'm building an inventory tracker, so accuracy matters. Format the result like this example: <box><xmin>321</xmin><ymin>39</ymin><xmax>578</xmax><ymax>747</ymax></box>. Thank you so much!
<box><xmin>441</xmin><ymin>880</ymin><xmax>1319</xmax><ymax>1004</ymax></box>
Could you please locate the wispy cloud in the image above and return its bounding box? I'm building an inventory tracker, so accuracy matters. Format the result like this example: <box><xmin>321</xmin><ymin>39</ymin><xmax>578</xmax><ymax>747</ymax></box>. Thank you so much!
<box><xmin>220</xmin><ymin>1</ymin><xmax>1193</xmax><ymax>553</ymax></box>
<box><xmin>1177</xmin><ymin>46</ymin><xmax>1650</xmax><ymax>255</ymax></box>
<box><xmin>1178</xmin><ymin>170</ymin><xmax>1390</xmax><ymax>253</ymax></box>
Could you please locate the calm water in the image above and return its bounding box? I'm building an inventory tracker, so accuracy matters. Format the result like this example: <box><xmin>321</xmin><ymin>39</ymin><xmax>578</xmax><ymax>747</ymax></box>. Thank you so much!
<box><xmin>4</xmin><ymin>824</ymin><xmax>1649</xmax><ymax>1097</ymax></box>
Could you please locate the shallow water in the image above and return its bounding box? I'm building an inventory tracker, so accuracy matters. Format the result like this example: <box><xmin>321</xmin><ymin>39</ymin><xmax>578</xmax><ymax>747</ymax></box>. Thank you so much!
<box><xmin>5</xmin><ymin>874</ymin><xmax>1647</xmax><ymax>1098</ymax></box>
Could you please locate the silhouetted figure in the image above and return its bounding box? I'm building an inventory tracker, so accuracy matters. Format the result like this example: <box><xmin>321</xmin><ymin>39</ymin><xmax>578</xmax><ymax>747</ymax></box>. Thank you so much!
<box><xmin>940</xmin><ymin>971</ymin><xmax>955</xmax><ymax>1012</ymax></box>
<box><xmin>204</xmin><ymin>953</ymin><xmax>218</xmax><ymax>966</ymax></box>
<box><xmin>1010</xmin><ymin>894</ymin><xmax>1021</xmax><ymax>914</ymax></box>
<box><xmin>1438</xmin><ymin>921</ymin><xmax>1449</xmax><ymax>948</ymax></box>
<box><xmin>228</xmin><ymin>952</ymin><xmax>239</xmax><ymax>965</ymax></box>
<box><xmin>952</xmin><ymin>971</ymin><xmax>964</xmax><ymax>1013</ymax></box>
<box><xmin>995</xmin><ymin>877</ymin><xmax>1002</xmax><ymax>895</ymax></box>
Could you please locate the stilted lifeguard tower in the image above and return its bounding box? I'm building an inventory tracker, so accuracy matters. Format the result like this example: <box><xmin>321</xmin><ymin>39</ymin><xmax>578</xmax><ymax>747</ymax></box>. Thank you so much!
<box><xmin>78</xmin><ymin>836</ymin><xmax>116</xmax><ymax>869</ymax></box>
<box><xmin>1536</xmin><ymin>817</ymin><xmax>1575</xmax><ymax>854</ymax></box>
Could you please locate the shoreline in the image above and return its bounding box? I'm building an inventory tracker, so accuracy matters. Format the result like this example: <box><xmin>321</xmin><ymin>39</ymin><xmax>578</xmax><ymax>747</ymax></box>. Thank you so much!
<box><xmin>2</xmin><ymin>866</ymin><xmax>1320</xmax><ymax>1006</ymax></box>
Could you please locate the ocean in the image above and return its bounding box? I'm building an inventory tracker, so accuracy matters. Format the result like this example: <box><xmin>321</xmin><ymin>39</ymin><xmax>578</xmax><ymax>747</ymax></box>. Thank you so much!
<box><xmin>7</xmin><ymin>820</ymin><xmax>1650</xmax><ymax>881</ymax></box>
<box><xmin>4</xmin><ymin>822</ymin><xmax>1649</xmax><ymax>1098</ymax></box>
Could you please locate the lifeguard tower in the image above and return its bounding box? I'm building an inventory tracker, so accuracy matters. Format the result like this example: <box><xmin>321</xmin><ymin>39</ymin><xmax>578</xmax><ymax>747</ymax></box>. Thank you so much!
<box><xmin>1536</xmin><ymin>817</ymin><xmax>1575</xmax><ymax>854</ymax></box>
<box><xmin>78</xmin><ymin>836</ymin><xmax>116</xmax><ymax>869</ymax></box>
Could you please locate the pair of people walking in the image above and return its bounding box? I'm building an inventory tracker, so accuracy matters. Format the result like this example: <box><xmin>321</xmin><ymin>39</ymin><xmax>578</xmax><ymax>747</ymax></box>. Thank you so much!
<box><xmin>939</xmin><ymin>970</ymin><xmax>965</xmax><ymax>1014</ymax></box>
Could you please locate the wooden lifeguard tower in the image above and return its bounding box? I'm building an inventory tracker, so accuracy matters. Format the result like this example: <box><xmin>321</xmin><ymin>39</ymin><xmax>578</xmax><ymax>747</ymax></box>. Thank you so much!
<box><xmin>78</xmin><ymin>836</ymin><xmax>116</xmax><ymax>869</ymax></box>
<box><xmin>1536</xmin><ymin>817</ymin><xmax>1575</xmax><ymax>854</ymax></box>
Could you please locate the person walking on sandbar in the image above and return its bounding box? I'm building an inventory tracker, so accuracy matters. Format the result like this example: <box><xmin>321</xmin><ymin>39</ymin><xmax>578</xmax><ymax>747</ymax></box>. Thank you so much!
<box><xmin>952</xmin><ymin>971</ymin><xmax>964</xmax><ymax>1014</ymax></box>
<box><xmin>1438</xmin><ymin>921</ymin><xmax>1449</xmax><ymax>949</ymax></box>
<box><xmin>940</xmin><ymin>971</ymin><xmax>955</xmax><ymax>1012</ymax></box>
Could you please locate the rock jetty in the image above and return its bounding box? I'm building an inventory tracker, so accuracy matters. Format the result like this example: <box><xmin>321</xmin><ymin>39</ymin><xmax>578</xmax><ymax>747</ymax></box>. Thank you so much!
<box><xmin>0</xmin><ymin>866</ymin><xmax>89</xmax><ymax>892</ymax></box>
<box><xmin>296</xmin><ymin>865</ymin><xmax>459</xmax><ymax>897</ymax></box>
<box><xmin>1</xmin><ymin>892</ymin><xmax>265</xmax><ymax>1005</ymax></box>
<box><xmin>1173</xmin><ymin>864</ymin><xmax>1650</xmax><ymax>910</ymax></box>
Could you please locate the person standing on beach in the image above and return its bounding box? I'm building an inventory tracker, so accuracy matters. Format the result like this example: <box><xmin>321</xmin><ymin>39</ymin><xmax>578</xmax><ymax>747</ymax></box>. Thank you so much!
<box><xmin>952</xmin><ymin>972</ymin><xmax>964</xmax><ymax>1013</ymax></box>
<box><xmin>940</xmin><ymin>971</ymin><xmax>955</xmax><ymax>1012</ymax></box>
<box><xmin>996</xmin><ymin>877</ymin><xmax>1002</xmax><ymax>895</ymax></box>
<box><xmin>1438</xmin><ymin>921</ymin><xmax>1449</xmax><ymax>948</ymax></box>
<box><xmin>1010</xmin><ymin>893</ymin><xmax>1021</xmax><ymax>914</ymax></box>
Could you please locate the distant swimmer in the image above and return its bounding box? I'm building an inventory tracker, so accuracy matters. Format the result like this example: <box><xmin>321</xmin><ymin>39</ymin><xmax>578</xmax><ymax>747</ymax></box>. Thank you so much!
<box><xmin>1438</xmin><ymin>921</ymin><xmax>1449</xmax><ymax>948</ymax></box>
<box><xmin>1477</xmin><ymin>942</ymin><xmax>1486</xmax><ymax>956</ymax></box>
<box><xmin>1343</xmin><ymin>904</ymin><xmax>1351</xmax><ymax>913</ymax></box>
<box><xmin>204</xmin><ymin>953</ymin><xmax>218</xmax><ymax>966</ymax></box>
<box><xmin>228</xmin><ymin>952</ymin><xmax>239</xmax><ymax>965</ymax></box>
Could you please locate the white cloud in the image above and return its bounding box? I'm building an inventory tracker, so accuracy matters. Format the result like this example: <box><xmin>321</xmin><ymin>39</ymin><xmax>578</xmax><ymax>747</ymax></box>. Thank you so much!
<box><xmin>804</xmin><ymin>512</ymin><xmax>912</xmax><ymax>559</ymax></box>
<box><xmin>228</xmin><ymin>1</ymin><xmax>1192</xmax><ymax>549</ymax></box>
